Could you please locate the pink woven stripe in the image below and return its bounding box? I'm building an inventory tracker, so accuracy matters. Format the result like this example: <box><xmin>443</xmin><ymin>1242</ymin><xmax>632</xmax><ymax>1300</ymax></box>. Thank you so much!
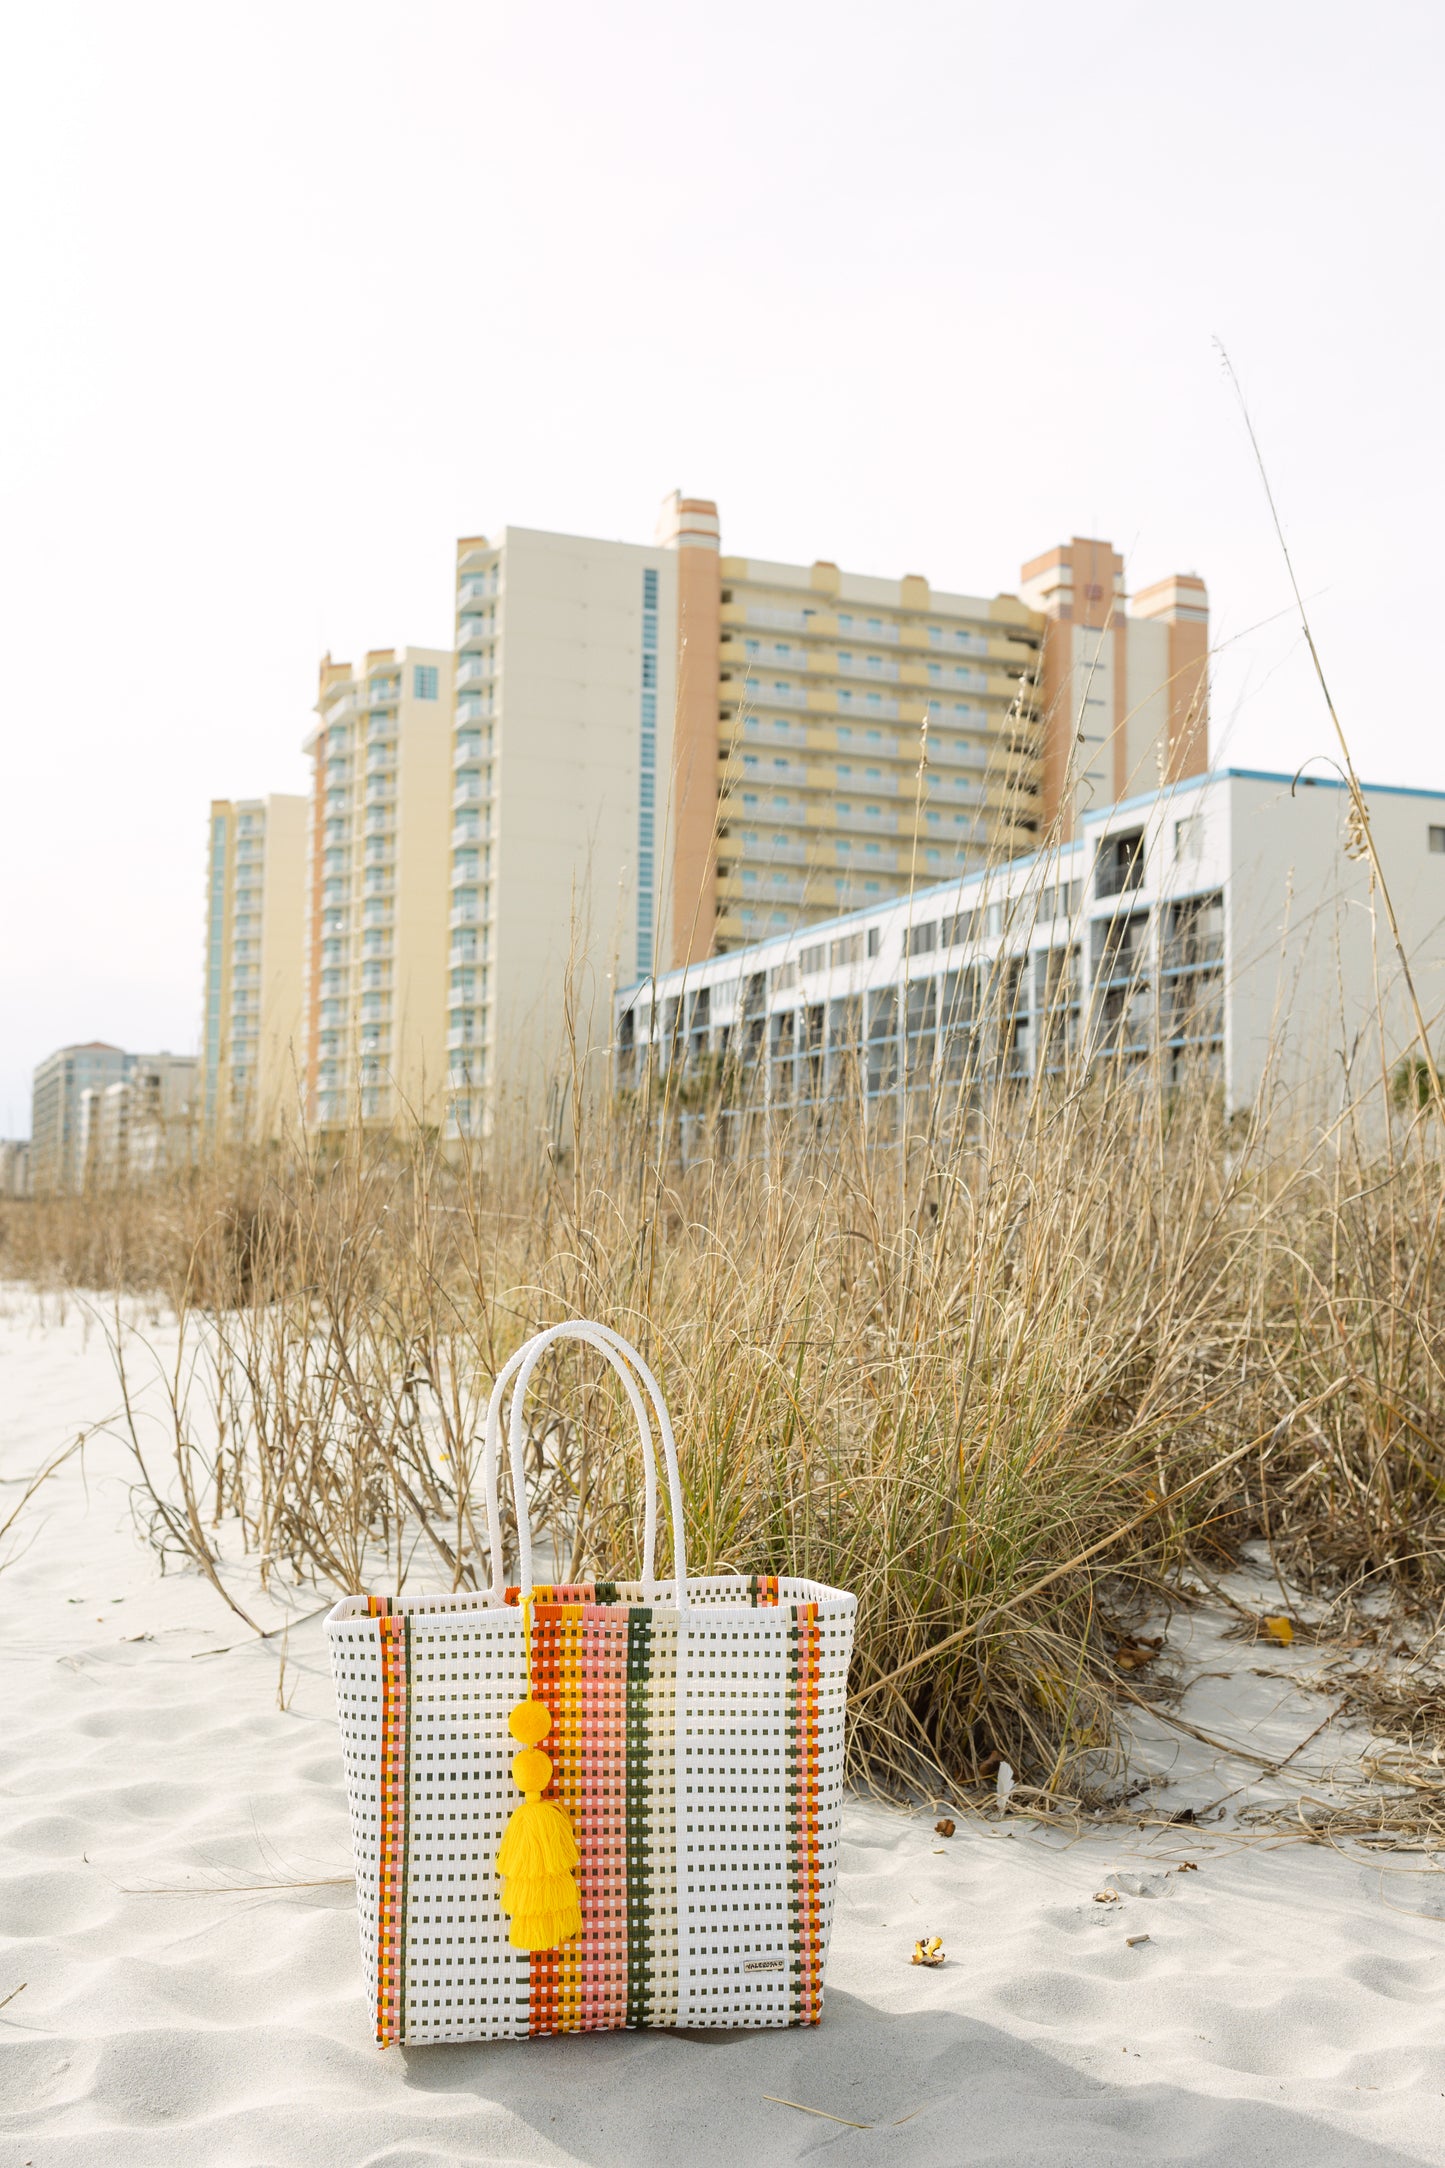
<box><xmin>576</xmin><ymin>1607</ymin><xmax>630</xmax><ymax>2029</ymax></box>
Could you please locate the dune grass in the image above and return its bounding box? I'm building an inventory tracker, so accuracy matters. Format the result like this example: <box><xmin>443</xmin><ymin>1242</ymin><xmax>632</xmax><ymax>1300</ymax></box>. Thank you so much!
<box><xmin>5</xmin><ymin>988</ymin><xmax>1443</xmax><ymax>1814</ymax></box>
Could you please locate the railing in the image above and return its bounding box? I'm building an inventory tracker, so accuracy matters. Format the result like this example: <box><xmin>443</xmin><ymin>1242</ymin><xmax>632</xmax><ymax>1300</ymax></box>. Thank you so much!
<box><xmin>1161</xmin><ymin>933</ymin><xmax>1223</xmax><ymax>972</ymax></box>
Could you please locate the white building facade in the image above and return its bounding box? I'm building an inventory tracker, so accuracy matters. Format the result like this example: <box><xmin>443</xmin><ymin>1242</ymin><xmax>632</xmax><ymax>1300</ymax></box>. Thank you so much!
<box><xmin>618</xmin><ymin>771</ymin><xmax>1445</xmax><ymax>1121</ymax></box>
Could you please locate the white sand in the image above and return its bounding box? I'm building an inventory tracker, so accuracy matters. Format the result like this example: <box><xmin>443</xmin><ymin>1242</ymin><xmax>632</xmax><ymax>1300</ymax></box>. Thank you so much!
<box><xmin>4</xmin><ymin>1290</ymin><xmax>1445</xmax><ymax>2167</ymax></box>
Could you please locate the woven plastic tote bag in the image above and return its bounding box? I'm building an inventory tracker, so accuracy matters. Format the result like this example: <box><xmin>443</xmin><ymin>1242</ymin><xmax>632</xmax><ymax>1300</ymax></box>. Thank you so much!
<box><xmin>326</xmin><ymin>1320</ymin><xmax>856</xmax><ymax>2046</ymax></box>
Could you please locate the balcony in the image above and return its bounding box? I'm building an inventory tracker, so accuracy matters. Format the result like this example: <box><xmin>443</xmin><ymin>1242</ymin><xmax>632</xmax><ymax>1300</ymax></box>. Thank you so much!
<box><xmin>742</xmin><ymin>605</ymin><xmax>812</xmax><ymax>633</ymax></box>
<box><xmin>452</xmin><ymin>819</ymin><xmax>487</xmax><ymax>849</ymax></box>
<box><xmin>837</xmin><ymin>655</ymin><xmax>901</xmax><ymax>684</ymax></box>
<box><xmin>456</xmin><ymin>657</ymin><xmax>489</xmax><ymax>692</ymax></box>
<box><xmin>457</xmin><ymin>576</ymin><xmax>492</xmax><ymax>606</ymax></box>
<box><xmin>834</xmin><ymin>693</ymin><xmax>901</xmax><ymax>722</ymax></box>
<box><xmin>457</xmin><ymin>616</ymin><xmax>492</xmax><ymax>652</ymax></box>
<box><xmin>449</xmin><ymin>940</ymin><xmax>481</xmax><ymax>966</ymax></box>
<box><xmin>455</xmin><ymin>736</ymin><xmax>485</xmax><ymax>770</ymax></box>
<box><xmin>453</xmin><ymin>777</ymin><xmax>485</xmax><ymax>808</ymax></box>
<box><xmin>450</xmin><ymin>897</ymin><xmax>484</xmax><ymax>929</ymax></box>
<box><xmin>928</xmin><ymin>736</ymin><xmax>991</xmax><ymax>771</ymax></box>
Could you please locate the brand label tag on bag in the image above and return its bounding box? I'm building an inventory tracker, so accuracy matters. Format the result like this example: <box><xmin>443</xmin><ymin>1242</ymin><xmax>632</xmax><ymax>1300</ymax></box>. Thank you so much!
<box><xmin>744</xmin><ymin>1958</ymin><xmax>785</xmax><ymax>1974</ymax></box>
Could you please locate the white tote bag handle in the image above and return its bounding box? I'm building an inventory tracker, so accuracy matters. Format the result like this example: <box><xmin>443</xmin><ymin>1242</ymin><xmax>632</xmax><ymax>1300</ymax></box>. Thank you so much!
<box><xmin>481</xmin><ymin>1321</ymin><xmax>689</xmax><ymax>1613</ymax></box>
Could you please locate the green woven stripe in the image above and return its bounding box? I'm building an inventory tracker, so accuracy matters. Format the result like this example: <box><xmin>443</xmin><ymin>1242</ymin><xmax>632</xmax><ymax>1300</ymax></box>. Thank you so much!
<box><xmin>594</xmin><ymin>1579</ymin><xmax>620</xmax><ymax>1605</ymax></box>
<box><xmin>624</xmin><ymin>1607</ymin><xmax>653</xmax><ymax>2029</ymax></box>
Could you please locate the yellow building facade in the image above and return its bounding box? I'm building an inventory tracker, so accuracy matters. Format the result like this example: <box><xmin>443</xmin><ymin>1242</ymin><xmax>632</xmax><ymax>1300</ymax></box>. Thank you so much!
<box><xmin>302</xmin><ymin>646</ymin><xmax>455</xmax><ymax>1130</ymax></box>
<box><xmin>201</xmin><ymin>794</ymin><xmax>308</xmax><ymax>1143</ymax></box>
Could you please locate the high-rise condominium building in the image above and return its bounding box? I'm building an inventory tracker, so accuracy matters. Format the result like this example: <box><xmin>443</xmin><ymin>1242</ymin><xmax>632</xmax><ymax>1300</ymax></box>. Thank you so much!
<box><xmin>30</xmin><ymin>1043</ymin><xmax>130</xmax><ymax>1192</ymax></box>
<box><xmin>446</xmin><ymin>529</ymin><xmax>680</xmax><ymax>1132</ymax></box>
<box><xmin>303</xmin><ymin>646</ymin><xmax>455</xmax><ymax>1128</ymax></box>
<box><xmin>443</xmin><ymin>499</ymin><xmax>1207</xmax><ymax>1129</ymax></box>
<box><xmin>201</xmin><ymin>794</ymin><xmax>308</xmax><ymax>1142</ymax></box>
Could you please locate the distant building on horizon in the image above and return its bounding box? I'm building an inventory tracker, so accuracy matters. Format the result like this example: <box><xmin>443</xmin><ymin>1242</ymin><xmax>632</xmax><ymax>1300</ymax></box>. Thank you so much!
<box><xmin>0</xmin><ymin>1140</ymin><xmax>30</xmax><ymax>1198</ymax></box>
<box><xmin>30</xmin><ymin>1045</ymin><xmax>197</xmax><ymax>1191</ymax></box>
<box><xmin>30</xmin><ymin>1043</ymin><xmax>130</xmax><ymax>1192</ymax></box>
<box><xmin>200</xmin><ymin>794</ymin><xmax>308</xmax><ymax>1144</ymax></box>
<box><xmin>79</xmin><ymin>1053</ymin><xmax>198</xmax><ymax>1185</ymax></box>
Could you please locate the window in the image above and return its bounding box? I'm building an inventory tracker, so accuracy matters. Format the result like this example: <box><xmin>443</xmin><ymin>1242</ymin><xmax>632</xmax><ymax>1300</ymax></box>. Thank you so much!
<box><xmin>745</xmin><ymin>637</ymin><xmax>760</xmax><ymax>655</ymax></box>
<box><xmin>1175</xmin><ymin>815</ymin><xmax>1202</xmax><ymax>862</ymax></box>
<box><xmin>413</xmin><ymin>664</ymin><xmax>439</xmax><ymax>701</ymax></box>
<box><xmin>1431</xmin><ymin>826</ymin><xmax>1445</xmax><ymax>854</ymax></box>
<box><xmin>643</xmin><ymin>568</ymin><xmax>659</xmax><ymax>608</ymax></box>
<box><xmin>866</xmin><ymin>927</ymin><xmax>881</xmax><ymax>955</ymax></box>
<box><xmin>1097</xmin><ymin>829</ymin><xmax>1145</xmax><ymax>899</ymax></box>
<box><xmin>904</xmin><ymin>922</ymin><xmax>936</xmax><ymax>957</ymax></box>
<box><xmin>642</xmin><ymin>654</ymin><xmax>657</xmax><ymax>689</ymax></box>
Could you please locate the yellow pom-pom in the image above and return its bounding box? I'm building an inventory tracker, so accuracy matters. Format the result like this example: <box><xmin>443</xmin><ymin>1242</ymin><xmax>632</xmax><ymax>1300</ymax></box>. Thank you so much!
<box><xmin>511</xmin><ymin>1745</ymin><xmax>552</xmax><ymax>1795</ymax></box>
<box><xmin>508</xmin><ymin>1699</ymin><xmax>552</xmax><ymax>1746</ymax></box>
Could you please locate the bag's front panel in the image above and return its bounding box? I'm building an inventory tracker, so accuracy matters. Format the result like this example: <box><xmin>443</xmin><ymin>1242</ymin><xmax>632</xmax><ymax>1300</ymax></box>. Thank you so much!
<box><xmin>329</xmin><ymin>1579</ymin><xmax>854</xmax><ymax>2046</ymax></box>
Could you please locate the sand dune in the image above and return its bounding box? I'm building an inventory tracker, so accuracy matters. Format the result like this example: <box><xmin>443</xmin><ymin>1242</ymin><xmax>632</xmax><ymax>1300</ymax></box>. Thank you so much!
<box><xmin>4</xmin><ymin>1291</ymin><xmax>1444</xmax><ymax>2167</ymax></box>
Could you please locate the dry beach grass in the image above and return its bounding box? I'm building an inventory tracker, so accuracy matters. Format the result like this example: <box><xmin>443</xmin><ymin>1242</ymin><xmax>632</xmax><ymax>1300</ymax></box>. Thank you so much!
<box><xmin>4</xmin><ymin>970</ymin><xmax>1444</xmax><ymax>1824</ymax></box>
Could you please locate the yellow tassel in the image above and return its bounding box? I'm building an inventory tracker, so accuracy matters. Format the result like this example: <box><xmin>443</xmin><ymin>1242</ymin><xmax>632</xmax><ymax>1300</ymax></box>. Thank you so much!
<box><xmin>495</xmin><ymin>1625</ymin><xmax>582</xmax><ymax>1952</ymax></box>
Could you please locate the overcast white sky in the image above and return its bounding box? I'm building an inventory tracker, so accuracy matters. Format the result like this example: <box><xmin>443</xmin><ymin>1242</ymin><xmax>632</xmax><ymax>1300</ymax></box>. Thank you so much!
<box><xmin>2</xmin><ymin>0</ymin><xmax>1442</xmax><ymax>1134</ymax></box>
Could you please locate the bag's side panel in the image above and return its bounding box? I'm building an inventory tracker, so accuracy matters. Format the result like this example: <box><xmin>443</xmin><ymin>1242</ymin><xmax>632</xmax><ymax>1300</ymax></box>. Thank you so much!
<box><xmin>399</xmin><ymin>1613</ymin><xmax>530</xmax><ymax>2044</ymax></box>
<box><xmin>328</xmin><ymin>1617</ymin><xmax>387</xmax><ymax>2043</ymax></box>
<box><xmin>789</xmin><ymin>1603</ymin><xmax>824</xmax><ymax>2024</ymax></box>
<box><xmin>813</xmin><ymin>1600</ymin><xmax>854</xmax><ymax>1981</ymax></box>
<box><xmin>675</xmin><ymin>1614</ymin><xmax>796</xmax><ymax>2030</ymax></box>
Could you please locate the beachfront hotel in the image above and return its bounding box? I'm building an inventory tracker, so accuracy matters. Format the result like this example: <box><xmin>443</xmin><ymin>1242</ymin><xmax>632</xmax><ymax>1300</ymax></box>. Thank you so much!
<box><xmin>445</xmin><ymin>523</ymin><xmax>681</xmax><ymax>1133</ymax></box>
<box><xmin>443</xmin><ymin>500</ymin><xmax>1208</xmax><ymax>1131</ymax></box>
<box><xmin>200</xmin><ymin>794</ymin><xmax>308</xmax><ymax>1142</ymax></box>
<box><xmin>617</xmin><ymin>771</ymin><xmax>1445</xmax><ymax>1121</ymax></box>
<box><xmin>30</xmin><ymin>1043</ymin><xmax>131</xmax><ymax>1192</ymax></box>
<box><xmin>302</xmin><ymin>647</ymin><xmax>455</xmax><ymax>1129</ymax></box>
